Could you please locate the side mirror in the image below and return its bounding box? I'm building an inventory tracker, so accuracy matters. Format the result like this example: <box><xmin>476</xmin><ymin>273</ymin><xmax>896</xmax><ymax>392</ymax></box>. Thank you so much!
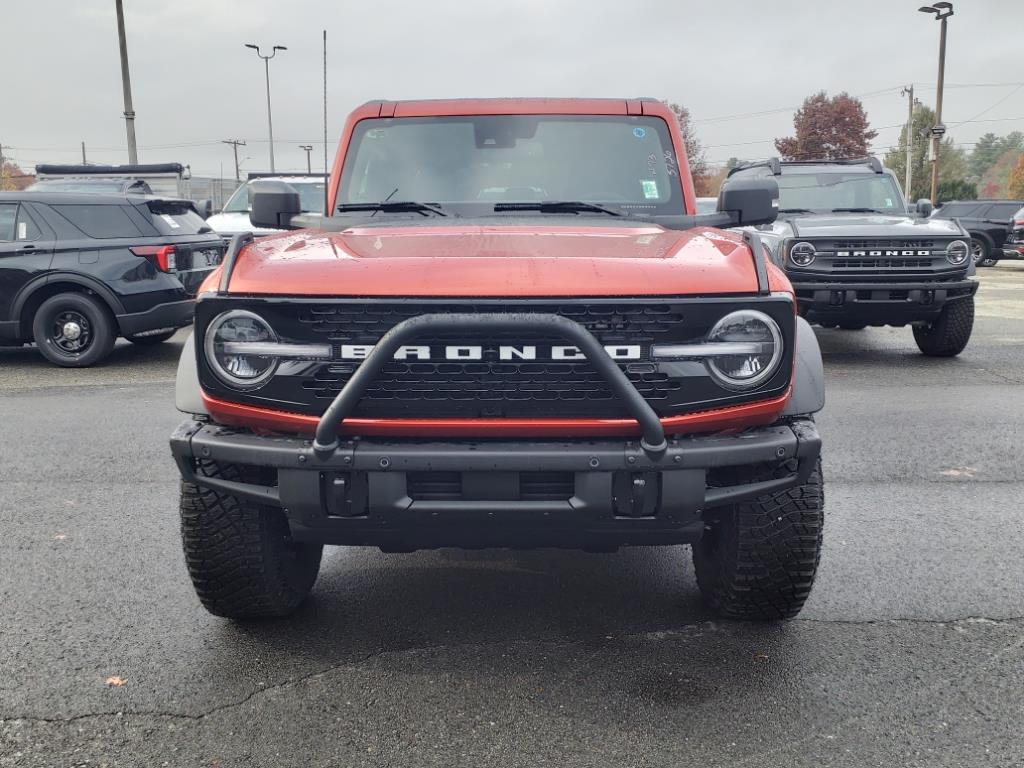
<box><xmin>250</xmin><ymin>180</ymin><xmax>301</xmax><ymax>230</ymax></box>
<box><xmin>719</xmin><ymin>177</ymin><xmax>779</xmax><ymax>226</ymax></box>
<box><xmin>196</xmin><ymin>199</ymin><xmax>213</xmax><ymax>219</ymax></box>
<box><xmin>916</xmin><ymin>199</ymin><xmax>934</xmax><ymax>217</ymax></box>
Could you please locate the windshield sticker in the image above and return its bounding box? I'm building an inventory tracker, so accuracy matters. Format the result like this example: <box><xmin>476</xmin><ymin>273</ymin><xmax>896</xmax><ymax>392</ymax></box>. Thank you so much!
<box><xmin>663</xmin><ymin>149</ymin><xmax>678</xmax><ymax>177</ymax></box>
<box><xmin>160</xmin><ymin>213</ymin><xmax>180</xmax><ymax>228</ymax></box>
<box><xmin>641</xmin><ymin>179</ymin><xmax>659</xmax><ymax>199</ymax></box>
<box><xmin>633</xmin><ymin>127</ymin><xmax>646</xmax><ymax>139</ymax></box>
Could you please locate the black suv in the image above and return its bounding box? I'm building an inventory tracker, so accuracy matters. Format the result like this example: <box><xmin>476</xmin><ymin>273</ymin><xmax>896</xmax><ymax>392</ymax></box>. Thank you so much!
<box><xmin>725</xmin><ymin>157</ymin><xmax>977</xmax><ymax>357</ymax></box>
<box><xmin>930</xmin><ymin>199</ymin><xmax>1024</xmax><ymax>266</ymax></box>
<box><xmin>0</xmin><ymin>192</ymin><xmax>223</xmax><ymax>366</ymax></box>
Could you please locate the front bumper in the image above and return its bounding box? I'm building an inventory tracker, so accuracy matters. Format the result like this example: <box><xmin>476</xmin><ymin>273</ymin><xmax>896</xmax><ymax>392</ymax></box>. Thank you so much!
<box><xmin>170</xmin><ymin>418</ymin><xmax>821</xmax><ymax>551</ymax></box>
<box><xmin>117</xmin><ymin>299</ymin><xmax>194</xmax><ymax>336</ymax></box>
<box><xmin>792</xmin><ymin>278</ymin><xmax>978</xmax><ymax>325</ymax></box>
<box><xmin>1002</xmin><ymin>244</ymin><xmax>1024</xmax><ymax>260</ymax></box>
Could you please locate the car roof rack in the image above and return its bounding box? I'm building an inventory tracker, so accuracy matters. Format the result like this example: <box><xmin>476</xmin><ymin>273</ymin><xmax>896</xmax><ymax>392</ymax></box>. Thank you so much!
<box><xmin>727</xmin><ymin>158</ymin><xmax>782</xmax><ymax>178</ymax></box>
<box><xmin>728</xmin><ymin>156</ymin><xmax>883</xmax><ymax>177</ymax></box>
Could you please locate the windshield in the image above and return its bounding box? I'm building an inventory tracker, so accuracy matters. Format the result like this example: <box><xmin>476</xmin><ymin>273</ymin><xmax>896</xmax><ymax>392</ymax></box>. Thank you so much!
<box><xmin>338</xmin><ymin>115</ymin><xmax>685</xmax><ymax>215</ymax></box>
<box><xmin>223</xmin><ymin>179</ymin><xmax>326</xmax><ymax>214</ymax></box>
<box><xmin>776</xmin><ymin>172</ymin><xmax>906</xmax><ymax>214</ymax></box>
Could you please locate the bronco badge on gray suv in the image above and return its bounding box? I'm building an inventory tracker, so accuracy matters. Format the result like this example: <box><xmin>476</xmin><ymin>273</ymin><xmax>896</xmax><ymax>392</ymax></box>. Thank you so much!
<box><xmin>725</xmin><ymin>157</ymin><xmax>977</xmax><ymax>357</ymax></box>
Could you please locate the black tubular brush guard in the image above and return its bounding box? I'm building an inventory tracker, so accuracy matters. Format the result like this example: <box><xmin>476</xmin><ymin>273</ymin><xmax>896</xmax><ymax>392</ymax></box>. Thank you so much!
<box><xmin>310</xmin><ymin>312</ymin><xmax>669</xmax><ymax>457</ymax></box>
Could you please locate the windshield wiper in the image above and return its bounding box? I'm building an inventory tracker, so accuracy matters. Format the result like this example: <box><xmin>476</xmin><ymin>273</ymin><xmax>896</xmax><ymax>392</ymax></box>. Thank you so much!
<box><xmin>335</xmin><ymin>201</ymin><xmax>447</xmax><ymax>217</ymax></box>
<box><xmin>493</xmin><ymin>201</ymin><xmax>622</xmax><ymax>217</ymax></box>
<box><xmin>830</xmin><ymin>207</ymin><xmax>885</xmax><ymax>213</ymax></box>
<box><xmin>778</xmin><ymin>208</ymin><xmax>814</xmax><ymax>214</ymax></box>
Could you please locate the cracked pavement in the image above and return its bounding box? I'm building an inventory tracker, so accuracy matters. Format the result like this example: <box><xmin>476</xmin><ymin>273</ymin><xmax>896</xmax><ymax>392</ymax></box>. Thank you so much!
<box><xmin>2</xmin><ymin>264</ymin><xmax>1024</xmax><ymax>766</ymax></box>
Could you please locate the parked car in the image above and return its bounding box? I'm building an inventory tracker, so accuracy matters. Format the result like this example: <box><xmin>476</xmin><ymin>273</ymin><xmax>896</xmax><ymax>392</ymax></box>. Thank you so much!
<box><xmin>724</xmin><ymin>157</ymin><xmax>976</xmax><ymax>356</ymax></box>
<box><xmin>28</xmin><ymin>178</ymin><xmax>154</xmax><ymax>195</ymax></box>
<box><xmin>695</xmin><ymin>196</ymin><xmax>717</xmax><ymax>213</ymax></box>
<box><xmin>1006</xmin><ymin>206</ymin><xmax>1024</xmax><ymax>260</ymax></box>
<box><xmin>930</xmin><ymin>199</ymin><xmax>1024</xmax><ymax>267</ymax></box>
<box><xmin>0</xmin><ymin>191</ymin><xmax>224</xmax><ymax>367</ymax></box>
<box><xmin>205</xmin><ymin>174</ymin><xmax>327</xmax><ymax>243</ymax></box>
<box><xmin>171</xmin><ymin>97</ymin><xmax>826</xmax><ymax>621</ymax></box>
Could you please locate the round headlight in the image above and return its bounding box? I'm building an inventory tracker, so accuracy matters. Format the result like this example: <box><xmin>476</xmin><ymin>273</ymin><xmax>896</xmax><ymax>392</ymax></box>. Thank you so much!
<box><xmin>790</xmin><ymin>241</ymin><xmax>816</xmax><ymax>267</ymax></box>
<box><xmin>946</xmin><ymin>239</ymin><xmax>969</xmax><ymax>265</ymax></box>
<box><xmin>705</xmin><ymin>310</ymin><xmax>784</xmax><ymax>390</ymax></box>
<box><xmin>204</xmin><ymin>310</ymin><xmax>279</xmax><ymax>389</ymax></box>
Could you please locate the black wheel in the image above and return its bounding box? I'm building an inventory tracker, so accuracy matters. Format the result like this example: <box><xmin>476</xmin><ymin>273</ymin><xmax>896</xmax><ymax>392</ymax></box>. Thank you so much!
<box><xmin>32</xmin><ymin>292</ymin><xmax>115</xmax><ymax>367</ymax></box>
<box><xmin>913</xmin><ymin>296</ymin><xmax>974</xmax><ymax>357</ymax></box>
<box><xmin>693</xmin><ymin>458</ymin><xmax>824</xmax><ymax>621</ymax></box>
<box><xmin>126</xmin><ymin>329</ymin><xmax>177</xmax><ymax>346</ymax></box>
<box><xmin>180</xmin><ymin>461</ymin><xmax>322</xmax><ymax>619</ymax></box>
<box><xmin>971</xmin><ymin>237</ymin><xmax>995</xmax><ymax>267</ymax></box>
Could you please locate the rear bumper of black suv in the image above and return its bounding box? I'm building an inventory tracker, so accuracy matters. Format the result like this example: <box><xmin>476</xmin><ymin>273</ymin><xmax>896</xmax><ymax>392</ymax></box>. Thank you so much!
<box><xmin>117</xmin><ymin>298</ymin><xmax>195</xmax><ymax>336</ymax></box>
<box><xmin>792</xmin><ymin>278</ymin><xmax>978</xmax><ymax>325</ymax></box>
<box><xmin>170</xmin><ymin>418</ymin><xmax>821</xmax><ymax>551</ymax></box>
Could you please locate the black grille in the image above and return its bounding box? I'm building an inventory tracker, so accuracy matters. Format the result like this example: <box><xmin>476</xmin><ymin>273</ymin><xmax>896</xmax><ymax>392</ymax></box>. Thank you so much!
<box><xmin>406</xmin><ymin>471</ymin><xmax>574</xmax><ymax>501</ymax></box>
<box><xmin>831</xmin><ymin>239</ymin><xmax>936</xmax><ymax>250</ymax></box>
<box><xmin>195</xmin><ymin>297</ymin><xmax>796</xmax><ymax>421</ymax></box>
<box><xmin>831</xmin><ymin>258</ymin><xmax>934</xmax><ymax>269</ymax></box>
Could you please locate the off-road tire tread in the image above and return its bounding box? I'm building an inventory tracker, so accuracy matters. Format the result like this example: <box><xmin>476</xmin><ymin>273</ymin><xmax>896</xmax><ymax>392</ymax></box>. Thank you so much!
<box><xmin>180</xmin><ymin>461</ymin><xmax>322</xmax><ymax>619</ymax></box>
<box><xmin>693</xmin><ymin>458</ymin><xmax>823</xmax><ymax>621</ymax></box>
<box><xmin>912</xmin><ymin>296</ymin><xmax>974</xmax><ymax>357</ymax></box>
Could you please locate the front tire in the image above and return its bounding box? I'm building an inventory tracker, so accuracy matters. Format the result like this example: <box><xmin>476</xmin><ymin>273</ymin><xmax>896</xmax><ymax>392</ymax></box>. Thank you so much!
<box><xmin>971</xmin><ymin>237</ymin><xmax>995</xmax><ymax>267</ymax></box>
<box><xmin>180</xmin><ymin>462</ymin><xmax>323</xmax><ymax>619</ymax></box>
<box><xmin>32</xmin><ymin>292</ymin><xmax>116</xmax><ymax>367</ymax></box>
<box><xmin>913</xmin><ymin>297</ymin><xmax>974</xmax><ymax>357</ymax></box>
<box><xmin>693</xmin><ymin>458</ymin><xmax>824</xmax><ymax>621</ymax></box>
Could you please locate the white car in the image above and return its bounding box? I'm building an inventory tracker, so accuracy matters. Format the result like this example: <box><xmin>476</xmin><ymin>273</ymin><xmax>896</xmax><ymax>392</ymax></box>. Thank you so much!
<box><xmin>207</xmin><ymin>175</ymin><xmax>327</xmax><ymax>241</ymax></box>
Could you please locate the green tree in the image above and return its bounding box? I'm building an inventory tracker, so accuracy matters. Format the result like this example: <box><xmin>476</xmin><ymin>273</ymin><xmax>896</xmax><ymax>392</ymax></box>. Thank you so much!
<box><xmin>884</xmin><ymin>104</ymin><xmax>967</xmax><ymax>201</ymax></box>
<box><xmin>969</xmin><ymin>131</ymin><xmax>1024</xmax><ymax>179</ymax></box>
<box><xmin>775</xmin><ymin>92</ymin><xmax>878</xmax><ymax>160</ymax></box>
<box><xmin>936</xmin><ymin>179</ymin><xmax>977</xmax><ymax>203</ymax></box>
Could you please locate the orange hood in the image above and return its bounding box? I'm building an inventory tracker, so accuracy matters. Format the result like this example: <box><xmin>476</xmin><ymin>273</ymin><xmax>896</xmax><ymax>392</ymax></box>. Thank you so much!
<box><xmin>218</xmin><ymin>223</ymin><xmax>790</xmax><ymax>297</ymax></box>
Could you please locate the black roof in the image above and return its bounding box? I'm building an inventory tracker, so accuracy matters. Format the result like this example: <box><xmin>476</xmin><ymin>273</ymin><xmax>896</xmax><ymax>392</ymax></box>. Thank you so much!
<box><xmin>0</xmin><ymin>190</ymin><xmax>190</xmax><ymax>206</ymax></box>
<box><xmin>728</xmin><ymin>156</ymin><xmax>884</xmax><ymax>178</ymax></box>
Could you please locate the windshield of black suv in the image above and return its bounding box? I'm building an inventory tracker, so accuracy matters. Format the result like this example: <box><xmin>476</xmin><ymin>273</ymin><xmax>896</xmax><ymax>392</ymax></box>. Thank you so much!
<box><xmin>775</xmin><ymin>171</ymin><xmax>906</xmax><ymax>214</ymax></box>
<box><xmin>338</xmin><ymin>115</ymin><xmax>685</xmax><ymax>216</ymax></box>
<box><xmin>223</xmin><ymin>179</ymin><xmax>326</xmax><ymax>214</ymax></box>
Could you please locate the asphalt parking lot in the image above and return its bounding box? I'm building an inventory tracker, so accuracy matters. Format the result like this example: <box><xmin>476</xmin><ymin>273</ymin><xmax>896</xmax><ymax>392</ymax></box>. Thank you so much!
<box><xmin>2</xmin><ymin>265</ymin><xmax>1023</xmax><ymax>767</ymax></box>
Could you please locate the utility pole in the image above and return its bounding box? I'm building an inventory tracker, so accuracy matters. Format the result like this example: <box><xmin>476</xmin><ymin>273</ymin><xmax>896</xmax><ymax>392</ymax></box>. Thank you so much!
<box><xmin>222</xmin><ymin>139</ymin><xmax>246</xmax><ymax>181</ymax></box>
<box><xmin>245</xmin><ymin>43</ymin><xmax>287</xmax><ymax>173</ymax></box>
<box><xmin>919</xmin><ymin>2</ymin><xmax>953</xmax><ymax>204</ymax></box>
<box><xmin>299</xmin><ymin>144</ymin><xmax>313</xmax><ymax>173</ymax></box>
<box><xmin>114</xmin><ymin>0</ymin><xmax>138</xmax><ymax>164</ymax></box>
<box><xmin>900</xmin><ymin>85</ymin><xmax>914</xmax><ymax>198</ymax></box>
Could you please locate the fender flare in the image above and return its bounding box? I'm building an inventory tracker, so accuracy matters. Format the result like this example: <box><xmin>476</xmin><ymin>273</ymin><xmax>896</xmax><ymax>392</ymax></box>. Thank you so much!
<box><xmin>783</xmin><ymin>316</ymin><xmax>825</xmax><ymax>417</ymax></box>
<box><xmin>13</xmin><ymin>272</ymin><xmax>127</xmax><ymax>331</ymax></box>
<box><xmin>175</xmin><ymin>332</ymin><xmax>208</xmax><ymax>415</ymax></box>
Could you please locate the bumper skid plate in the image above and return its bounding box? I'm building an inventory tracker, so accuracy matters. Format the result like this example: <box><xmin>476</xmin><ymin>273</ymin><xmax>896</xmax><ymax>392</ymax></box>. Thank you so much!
<box><xmin>170</xmin><ymin>419</ymin><xmax>821</xmax><ymax>551</ymax></box>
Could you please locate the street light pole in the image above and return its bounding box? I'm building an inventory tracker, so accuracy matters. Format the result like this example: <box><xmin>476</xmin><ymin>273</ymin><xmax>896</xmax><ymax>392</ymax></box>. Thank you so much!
<box><xmin>115</xmin><ymin>0</ymin><xmax>138</xmax><ymax>164</ymax></box>
<box><xmin>919</xmin><ymin>2</ymin><xmax>953</xmax><ymax>204</ymax></box>
<box><xmin>900</xmin><ymin>85</ymin><xmax>915</xmax><ymax>198</ymax></box>
<box><xmin>245</xmin><ymin>43</ymin><xmax>287</xmax><ymax>173</ymax></box>
<box><xmin>299</xmin><ymin>144</ymin><xmax>313</xmax><ymax>174</ymax></box>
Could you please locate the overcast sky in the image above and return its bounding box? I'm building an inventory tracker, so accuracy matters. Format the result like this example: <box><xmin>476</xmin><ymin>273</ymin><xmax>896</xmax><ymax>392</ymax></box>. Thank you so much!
<box><xmin>3</xmin><ymin>0</ymin><xmax>1021</xmax><ymax>179</ymax></box>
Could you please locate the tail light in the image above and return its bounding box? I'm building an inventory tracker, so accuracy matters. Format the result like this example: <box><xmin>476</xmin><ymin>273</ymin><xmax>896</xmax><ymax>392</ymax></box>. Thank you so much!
<box><xmin>131</xmin><ymin>245</ymin><xmax>177</xmax><ymax>272</ymax></box>
<box><xmin>1014</xmin><ymin>220</ymin><xmax>1024</xmax><ymax>228</ymax></box>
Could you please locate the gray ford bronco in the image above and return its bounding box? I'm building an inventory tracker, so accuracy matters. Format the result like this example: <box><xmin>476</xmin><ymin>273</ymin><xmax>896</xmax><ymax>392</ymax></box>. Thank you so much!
<box><xmin>725</xmin><ymin>157</ymin><xmax>977</xmax><ymax>356</ymax></box>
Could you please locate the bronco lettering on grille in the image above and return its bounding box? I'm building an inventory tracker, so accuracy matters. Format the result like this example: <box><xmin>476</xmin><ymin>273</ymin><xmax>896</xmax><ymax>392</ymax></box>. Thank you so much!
<box><xmin>338</xmin><ymin>344</ymin><xmax>643</xmax><ymax>362</ymax></box>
